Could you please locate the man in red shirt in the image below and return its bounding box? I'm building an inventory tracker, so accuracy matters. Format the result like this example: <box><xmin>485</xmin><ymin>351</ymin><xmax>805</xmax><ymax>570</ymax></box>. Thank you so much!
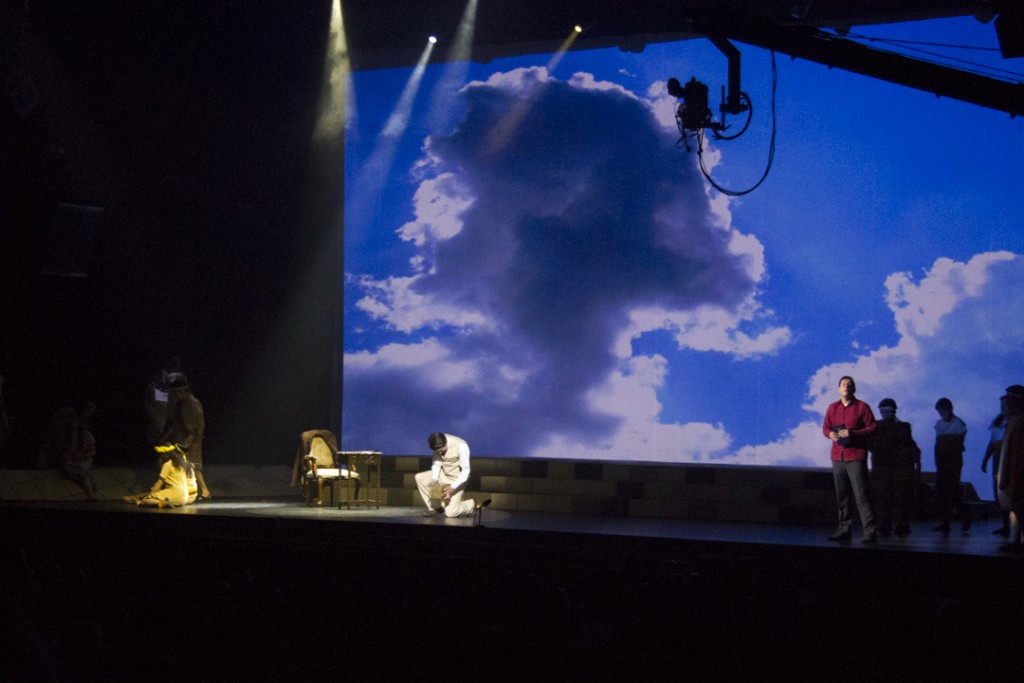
<box><xmin>823</xmin><ymin>376</ymin><xmax>878</xmax><ymax>543</ymax></box>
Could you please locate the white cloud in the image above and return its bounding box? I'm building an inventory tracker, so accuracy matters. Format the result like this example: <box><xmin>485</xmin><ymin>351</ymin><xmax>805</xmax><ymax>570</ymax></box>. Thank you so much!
<box><xmin>646</xmin><ymin>79</ymin><xmax>680</xmax><ymax>131</ymax></box>
<box><xmin>722</xmin><ymin>421</ymin><xmax>823</xmax><ymax>467</ymax></box>
<box><xmin>344</xmin><ymin>338</ymin><xmax>511</xmax><ymax>395</ymax></box>
<box><xmin>738</xmin><ymin>251</ymin><xmax>1024</xmax><ymax>483</ymax></box>
<box><xmin>344</xmin><ymin>66</ymin><xmax>790</xmax><ymax>456</ymax></box>
<box><xmin>532</xmin><ymin>354</ymin><xmax>733</xmax><ymax>461</ymax></box>
<box><xmin>464</xmin><ymin>65</ymin><xmax>551</xmax><ymax>95</ymax></box>
<box><xmin>615</xmin><ymin>299</ymin><xmax>791</xmax><ymax>360</ymax></box>
<box><xmin>351</xmin><ymin>274</ymin><xmax>493</xmax><ymax>333</ymax></box>
<box><xmin>567</xmin><ymin>72</ymin><xmax>639</xmax><ymax>98</ymax></box>
<box><xmin>344</xmin><ymin>337</ymin><xmax>450</xmax><ymax>370</ymax></box>
<box><xmin>396</xmin><ymin>172</ymin><xmax>474</xmax><ymax>247</ymax></box>
<box><xmin>885</xmin><ymin>251</ymin><xmax>1015</xmax><ymax>339</ymax></box>
<box><xmin>804</xmin><ymin>251</ymin><xmax>1019</xmax><ymax>416</ymax></box>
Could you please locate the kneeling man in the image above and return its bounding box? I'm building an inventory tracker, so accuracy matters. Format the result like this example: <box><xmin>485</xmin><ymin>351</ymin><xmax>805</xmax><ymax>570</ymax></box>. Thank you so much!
<box><xmin>416</xmin><ymin>432</ymin><xmax>477</xmax><ymax>518</ymax></box>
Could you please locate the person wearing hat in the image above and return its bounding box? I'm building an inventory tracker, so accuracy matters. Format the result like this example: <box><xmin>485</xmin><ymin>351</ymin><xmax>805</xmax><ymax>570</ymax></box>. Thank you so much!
<box><xmin>868</xmin><ymin>398</ymin><xmax>921</xmax><ymax>537</ymax></box>
<box><xmin>122</xmin><ymin>444</ymin><xmax>198</xmax><ymax>508</ymax></box>
<box><xmin>933</xmin><ymin>397</ymin><xmax>968</xmax><ymax>534</ymax></box>
<box><xmin>145</xmin><ymin>356</ymin><xmax>182</xmax><ymax>448</ymax></box>
<box><xmin>996</xmin><ymin>385</ymin><xmax>1024</xmax><ymax>552</ymax></box>
<box><xmin>159</xmin><ymin>372</ymin><xmax>211</xmax><ymax>501</ymax></box>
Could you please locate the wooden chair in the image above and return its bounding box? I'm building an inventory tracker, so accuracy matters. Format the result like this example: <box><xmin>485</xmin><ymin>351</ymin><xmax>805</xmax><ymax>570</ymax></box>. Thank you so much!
<box><xmin>293</xmin><ymin>430</ymin><xmax>356</xmax><ymax>506</ymax></box>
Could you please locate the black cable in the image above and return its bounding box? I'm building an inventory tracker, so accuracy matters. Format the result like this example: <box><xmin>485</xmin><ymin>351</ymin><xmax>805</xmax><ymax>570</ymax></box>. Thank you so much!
<box><xmin>829</xmin><ymin>30</ymin><xmax>1024</xmax><ymax>82</ymax></box>
<box><xmin>697</xmin><ymin>51</ymin><xmax>778</xmax><ymax>197</ymax></box>
<box><xmin>713</xmin><ymin>91</ymin><xmax>753</xmax><ymax>140</ymax></box>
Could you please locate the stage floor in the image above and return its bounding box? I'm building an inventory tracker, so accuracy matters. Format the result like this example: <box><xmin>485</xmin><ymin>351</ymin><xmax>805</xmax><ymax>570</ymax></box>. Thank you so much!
<box><xmin>3</xmin><ymin>496</ymin><xmax>1022</xmax><ymax>681</ymax></box>
<box><xmin>4</xmin><ymin>495</ymin><xmax>1017</xmax><ymax>559</ymax></box>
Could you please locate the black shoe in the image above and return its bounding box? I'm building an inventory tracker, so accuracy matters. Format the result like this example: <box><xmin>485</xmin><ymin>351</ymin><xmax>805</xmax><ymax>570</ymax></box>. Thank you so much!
<box><xmin>894</xmin><ymin>525</ymin><xmax>911</xmax><ymax>537</ymax></box>
<box><xmin>828</xmin><ymin>530</ymin><xmax>851</xmax><ymax>542</ymax></box>
<box><xmin>961</xmin><ymin>519</ymin><xmax>972</xmax><ymax>534</ymax></box>
<box><xmin>861</xmin><ymin>533</ymin><xmax>877</xmax><ymax>544</ymax></box>
<box><xmin>993</xmin><ymin>526</ymin><xmax>1010</xmax><ymax>537</ymax></box>
<box><xmin>423</xmin><ymin>509</ymin><xmax>439</xmax><ymax>517</ymax></box>
<box><xmin>932</xmin><ymin>523</ymin><xmax>951</xmax><ymax>533</ymax></box>
<box><xmin>475</xmin><ymin>498</ymin><xmax>492</xmax><ymax>511</ymax></box>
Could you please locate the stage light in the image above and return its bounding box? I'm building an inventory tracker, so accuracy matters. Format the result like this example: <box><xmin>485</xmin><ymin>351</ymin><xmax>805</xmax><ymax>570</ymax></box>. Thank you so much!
<box><xmin>574</xmin><ymin>25</ymin><xmax>583</xmax><ymax>33</ymax></box>
<box><xmin>789</xmin><ymin>2</ymin><xmax>813</xmax><ymax>20</ymax></box>
<box><xmin>486</xmin><ymin>23</ymin><xmax>581</xmax><ymax>154</ymax></box>
<box><xmin>312</xmin><ymin>0</ymin><xmax>349</xmax><ymax>141</ymax></box>
<box><xmin>426</xmin><ymin>0</ymin><xmax>478</xmax><ymax>131</ymax></box>
<box><xmin>428</xmin><ymin>35</ymin><xmax>437</xmax><ymax>44</ymax></box>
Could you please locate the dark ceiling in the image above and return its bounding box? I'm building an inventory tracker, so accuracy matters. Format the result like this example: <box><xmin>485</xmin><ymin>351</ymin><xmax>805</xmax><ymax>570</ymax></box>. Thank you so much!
<box><xmin>342</xmin><ymin>0</ymin><xmax>1000</xmax><ymax>70</ymax></box>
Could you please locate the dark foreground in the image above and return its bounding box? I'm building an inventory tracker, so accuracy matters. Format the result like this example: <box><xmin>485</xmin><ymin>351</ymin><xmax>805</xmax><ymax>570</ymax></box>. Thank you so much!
<box><xmin>2</xmin><ymin>498</ymin><xmax>1022</xmax><ymax>681</ymax></box>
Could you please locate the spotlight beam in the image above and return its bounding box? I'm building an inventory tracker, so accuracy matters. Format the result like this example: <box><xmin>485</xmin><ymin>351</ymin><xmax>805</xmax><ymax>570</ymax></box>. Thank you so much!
<box><xmin>427</xmin><ymin>0</ymin><xmax>478</xmax><ymax>132</ymax></box>
<box><xmin>484</xmin><ymin>26</ymin><xmax>583</xmax><ymax>156</ymax></box>
<box><xmin>544</xmin><ymin>25</ymin><xmax>584</xmax><ymax>74</ymax></box>
<box><xmin>382</xmin><ymin>38</ymin><xmax>436</xmax><ymax>138</ymax></box>
<box><xmin>347</xmin><ymin>37</ymin><xmax>436</xmax><ymax>248</ymax></box>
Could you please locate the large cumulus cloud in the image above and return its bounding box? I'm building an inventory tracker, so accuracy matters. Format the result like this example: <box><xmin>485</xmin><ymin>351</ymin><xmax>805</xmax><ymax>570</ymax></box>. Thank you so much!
<box><xmin>343</xmin><ymin>67</ymin><xmax>785</xmax><ymax>455</ymax></box>
<box><xmin>728</xmin><ymin>251</ymin><xmax>1024</xmax><ymax>476</ymax></box>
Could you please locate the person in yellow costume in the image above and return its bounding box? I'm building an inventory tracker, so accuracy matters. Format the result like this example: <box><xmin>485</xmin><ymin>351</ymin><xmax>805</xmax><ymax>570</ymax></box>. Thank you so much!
<box><xmin>123</xmin><ymin>444</ymin><xmax>197</xmax><ymax>508</ymax></box>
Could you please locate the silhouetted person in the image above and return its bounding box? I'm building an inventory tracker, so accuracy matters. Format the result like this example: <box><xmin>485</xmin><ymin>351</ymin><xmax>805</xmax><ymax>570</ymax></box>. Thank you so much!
<box><xmin>823</xmin><ymin>376</ymin><xmax>878</xmax><ymax>543</ymax></box>
<box><xmin>932</xmin><ymin>397</ymin><xmax>968</xmax><ymax>534</ymax></box>
<box><xmin>39</xmin><ymin>403</ymin><xmax>97</xmax><ymax>500</ymax></box>
<box><xmin>980</xmin><ymin>395</ymin><xmax>1010</xmax><ymax>536</ymax></box>
<box><xmin>159</xmin><ymin>372</ymin><xmax>210</xmax><ymax>500</ymax></box>
<box><xmin>0</xmin><ymin>369</ymin><xmax>11</xmax><ymax>463</ymax></box>
<box><xmin>869</xmin><ymin>398</ymin><xmax>920</xmax><ymax>537</ymax></box>
<box><xmin>145</xmin><ymin>356</ymin><xmax>181</xmax><ymax>448</ymax></box>
<box><xmin>996</xmin><ymin>385</ymin><xmax>1024</xmax><ymax>552</ymax></box>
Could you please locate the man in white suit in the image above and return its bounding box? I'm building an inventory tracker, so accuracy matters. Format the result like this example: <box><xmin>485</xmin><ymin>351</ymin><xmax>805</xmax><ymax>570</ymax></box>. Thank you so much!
<box><xmin>416</xmin><ymin>432</ymin><xmax>481</xmax><ymax>518</ymax></box>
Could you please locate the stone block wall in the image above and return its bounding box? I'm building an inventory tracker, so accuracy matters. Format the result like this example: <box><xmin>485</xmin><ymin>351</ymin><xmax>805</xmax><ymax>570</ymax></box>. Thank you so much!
<box><xmin>2</xmin><ymin>457</ymin><xmax>985</xmax><ymax>527</ymax></box>
<box><xmin>387</xmin><ymin>456</ymin><xmax>841</xmax><ymax>525</ymax></box>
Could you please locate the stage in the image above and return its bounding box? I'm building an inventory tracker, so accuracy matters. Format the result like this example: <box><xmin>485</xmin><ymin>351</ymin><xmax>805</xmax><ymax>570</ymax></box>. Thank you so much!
<box><xmin>1</xmin><ymin>495</ymin><xmax>1017</xmax><ymax>558</ymax></box>
<box><xmin>3</xmin><ymin>495</ymin><xmax>1023</xmax><ymax>681</ymax></box>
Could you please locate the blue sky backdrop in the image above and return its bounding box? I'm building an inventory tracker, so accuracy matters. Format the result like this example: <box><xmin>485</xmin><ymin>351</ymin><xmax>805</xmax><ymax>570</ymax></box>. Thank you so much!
<box><xmin>342</xmin><ymin>16</ymin><xmax>1023</xmax><ymax>499</ymax></box>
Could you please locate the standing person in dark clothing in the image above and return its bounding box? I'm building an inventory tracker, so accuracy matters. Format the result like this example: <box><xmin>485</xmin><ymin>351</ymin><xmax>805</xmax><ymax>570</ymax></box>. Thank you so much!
<box><xmin>822</xmin><ymin>376</ymin><xmax>878</xmax><ymax>543</ymax></box>
<box><xmin>160</xmin><ymin>372</ymin><xmax>211</xmax><ymax>501</ymax></box>
<box><xmin>996</xmin><ymin>385</ymin><xmax>1024</xmax><ymax>552</ymax></box>
<box><xmin>145</xmin><ymin>356</ymin><xmax>181</xmax><ymax>449</ymax></box>
<box><xmin>0</xmin><ymin>369</ymin><xmax>11</xmax><ymax>463</ymax></box>
<box><xmin>40</xmin><ymin>403</ymin><xmax>97</xmax><ymax>501</ymax></box>
<box><xmin>869</xmin><ymin>398</ymin><xmax>920</xmax><ymax>537</ymax></box>
<box><xmin>932</xmin><ymin>397</ymin><xmax>968</xmax><ymax>534</ymax></box>
<box><xmin>981</xmin><ymin>396</ymin><xmax>1010</xmax><ymax>536</ymax></box>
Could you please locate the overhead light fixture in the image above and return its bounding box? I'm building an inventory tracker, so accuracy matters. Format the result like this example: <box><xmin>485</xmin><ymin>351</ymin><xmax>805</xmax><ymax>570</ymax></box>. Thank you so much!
<box><xmin>789</xmin><ymin>2</ymin><xmax>813</xmax><ymax>20</ymax></box>
<box><xmin>996</xmin><ymin>4</ymin><xmax>1024</xmax><ymax>58</ymax></box>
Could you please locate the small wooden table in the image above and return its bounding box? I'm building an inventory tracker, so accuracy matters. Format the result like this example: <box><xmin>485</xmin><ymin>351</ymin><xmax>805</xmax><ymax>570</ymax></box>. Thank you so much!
<box><xmin>336</xmin><ymin>451</ymin><xmax>382</xmax><ymax>509</ymax></box>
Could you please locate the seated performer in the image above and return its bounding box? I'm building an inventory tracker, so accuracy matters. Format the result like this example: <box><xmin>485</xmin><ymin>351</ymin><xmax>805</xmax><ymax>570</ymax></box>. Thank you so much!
<box><xmin>123</xmin><ymin>444</ymin><xmax>197</xmax><ymax>508</ymax></box>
